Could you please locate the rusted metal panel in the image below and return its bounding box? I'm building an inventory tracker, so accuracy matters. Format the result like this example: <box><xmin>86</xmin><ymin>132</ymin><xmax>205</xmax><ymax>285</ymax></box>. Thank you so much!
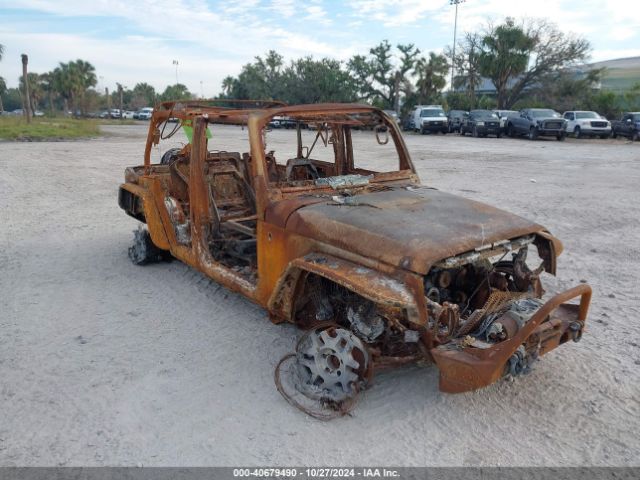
<box><xmin>432</xmin><ymin>284</ymin><xmax>591</xmax><ymax>393</ymax></box>
<box><xmin>286</xmin><ymin>187</ymin><xmax>547</xmax><ymax>275</ymax></box>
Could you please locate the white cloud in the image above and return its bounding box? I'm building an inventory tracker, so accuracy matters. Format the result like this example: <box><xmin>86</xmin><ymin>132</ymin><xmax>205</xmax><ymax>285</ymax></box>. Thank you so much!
<box><xmin>0</xmin><ymin>0</ymin><xmax>360</xmax><ymax>92</ymax></box>
<box><xmin>269</xmin><ymin>0</ymin><xmax>295</xmax><ymax>18</ymax></box>
<box><xmin>1</xmin><ymin>0</ymin><xmax>638</xmax><ymax>95</ymax></box>
<box><xmin>347</xmin><ymin>0</ymin><xmax>443</xmax><ymax>27</ymax></box>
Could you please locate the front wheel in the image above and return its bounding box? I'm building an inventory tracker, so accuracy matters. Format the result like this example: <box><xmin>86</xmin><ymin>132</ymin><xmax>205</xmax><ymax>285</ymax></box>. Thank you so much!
<box><xmin>506</xmin><ymin>124</ymin><xmax>514</xmax><ymax>137</ymax></box>
<box><xmin>557</xmin><ymin>133</ymin><xmax>566</xmax><ymax>141</ymax></box>
<box><xmin>632</xmin><ymin>131</ymin><xmax>639</xmax><ymax>142</ymax></box>
<box><xmin>497</xmin><ymin>133</ymin><xmax>502</xmax><ymax>139</ymax></box>
<box><xmin>472</xmin><ymin>126</ymin><xmax>478</xmax><ymax>138</ymax></box>
<box><xmin>528</xmin><ymin>127</ymin><xmax>538</xmax><ymax>140</ymax></box>
<box><xmin>574</xmin><ymin>126</ymin><xmax>582</xmax><ymax>139</ymax></box>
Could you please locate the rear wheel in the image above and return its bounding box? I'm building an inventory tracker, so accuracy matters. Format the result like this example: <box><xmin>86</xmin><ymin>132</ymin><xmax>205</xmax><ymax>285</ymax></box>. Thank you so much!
<box><xmin>128</xmin><ymin>227</ymin><xmax>168</xmax><ymax>265</ymax></box>
<box><xmin>600</xmin><ymin>134</ymin><xmax>610</xmax><ymax>139</ymax></box>
<box><xmin>632</xmin><ymin>131</ymin><xmax>639</xmax><ymax>142</ymax></box>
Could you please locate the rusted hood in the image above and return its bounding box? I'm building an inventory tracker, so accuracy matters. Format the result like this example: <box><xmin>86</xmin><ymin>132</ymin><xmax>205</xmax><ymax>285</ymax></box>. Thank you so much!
<box><xmin>281</xmin><ymin>186</ymin><xmax>545</xmax><ymax>274</ymax></box>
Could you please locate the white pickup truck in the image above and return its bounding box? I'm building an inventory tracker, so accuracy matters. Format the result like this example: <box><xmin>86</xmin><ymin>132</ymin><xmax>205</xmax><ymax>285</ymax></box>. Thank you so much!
<box><xmin>563</xmin><ymin>111</ymin><xmax>611</xmax><ymax>139</ymax></box>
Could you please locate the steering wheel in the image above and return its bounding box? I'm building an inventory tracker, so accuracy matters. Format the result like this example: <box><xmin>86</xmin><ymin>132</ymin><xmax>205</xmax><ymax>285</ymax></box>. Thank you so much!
<box><xmin>285</xmin><ymin>157</ymin><xmax>320</xmax><ymax>182</ymax></box>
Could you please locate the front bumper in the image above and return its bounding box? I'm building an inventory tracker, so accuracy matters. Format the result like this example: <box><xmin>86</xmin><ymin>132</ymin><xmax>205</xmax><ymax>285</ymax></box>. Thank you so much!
<box><xmin>421</xmin><ymin>122</ymin><xmax>448</xmax><ymax>132</ymax></box>
<box><xmin>476</xmin><ymin>125</ymin><xmax>501</xmax><ymax>136</ymax></box>
<box><xmin>431</xmin><ymin>284</ymin><xmax>592</xmax><ymax>393</ymax></box>
<box><xmin>537</xmin><ymin>128</ymin><xmax>565</xmax><ymax>136</ymax></box>
<box><xmin>579</xmin><ymin>127</ymin><xmax>612</xmax><ymax>135</ymax></box>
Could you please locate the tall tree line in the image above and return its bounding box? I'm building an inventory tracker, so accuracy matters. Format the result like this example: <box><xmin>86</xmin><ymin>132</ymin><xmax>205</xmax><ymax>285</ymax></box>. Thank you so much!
<box><xmin>222</xmin><ymin>43</ymin><xmax>449</xmax><ymax>114</ymax></box>
<box><xmin>0</xmin><ymin>54</ymin><xmax>194</xmax><ymax>115</ymax></box>
<box><xmin>3</xmin><ymin>17</ymin><xmax>639</xmax><ymax>117</ymax></box>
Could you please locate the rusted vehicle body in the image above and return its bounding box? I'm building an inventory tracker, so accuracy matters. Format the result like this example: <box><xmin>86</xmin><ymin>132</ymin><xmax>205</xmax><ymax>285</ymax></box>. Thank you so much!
<box><xmin>118</xmin><ymin>100</ymin><xmax>591</xmax><ymax>401</ymax></box>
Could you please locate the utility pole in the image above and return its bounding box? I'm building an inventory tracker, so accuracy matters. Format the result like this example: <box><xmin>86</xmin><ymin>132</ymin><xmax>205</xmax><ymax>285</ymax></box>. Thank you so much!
<box><xmin>449</xmin><ymin>0</ymin><xmax>465</xmax><ymax>92</ymax></box>
<box><xmin>106</xmin><ymin>87</ymin><xmax>111</xmax><ymax>118</ymax></box>
<box><xmin>172</xmin><ymin>60</ymin><xmax>179</xmax><ymax>85</ymax></box>
<box><xmin>118</xmin><ymin>83</ymin><xmax>124</xmax><ymax>121</ymax></box>
<box><xmin>21</xmin><ymin>54</ymin><xmax>32</xmax><ymax>123</ymax></box>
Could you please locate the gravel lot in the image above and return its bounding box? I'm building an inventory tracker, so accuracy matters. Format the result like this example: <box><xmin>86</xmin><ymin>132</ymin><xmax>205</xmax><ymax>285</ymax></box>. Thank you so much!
<box><xmin>1</xmin><ymin>124</ymin><xmax>639</xmax><ymax>466</ymax></box>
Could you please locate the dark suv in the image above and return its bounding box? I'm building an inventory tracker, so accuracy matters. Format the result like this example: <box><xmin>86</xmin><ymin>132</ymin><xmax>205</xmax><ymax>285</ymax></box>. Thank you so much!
<box><xmin>447</xmin><ymin>110</ymin><xmax>467</xmax><ymax>133</ymax></box>
<box><xmin>460</xmin><ymin>110</ymin><xmax>501</xmax><ymax>138</ymax></box>
<box><xmin>505</xmin><ymin>109</ymin><xmax>567</xmax><ymax>140</ymax></box>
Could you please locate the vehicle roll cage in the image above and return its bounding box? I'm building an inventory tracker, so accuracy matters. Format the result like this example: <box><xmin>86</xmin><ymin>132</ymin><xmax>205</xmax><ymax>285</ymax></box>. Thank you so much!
<box><xmin>144</xmin><ymin>99</ymin><xmax>414</xmax><ymax>172</ymax></box>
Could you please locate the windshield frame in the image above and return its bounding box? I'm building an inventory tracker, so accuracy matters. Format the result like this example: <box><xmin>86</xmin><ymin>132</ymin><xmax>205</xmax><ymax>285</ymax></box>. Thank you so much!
<box><xmin>470</xmin><ymin>110</ymin><xmax>498</xmax><ymax>120</ymax></box>
<box><xmin>575</xmin><ymin>111</ymin><xmax>599</xmax><ymax>119</ymax></box>
<box><xmin>420</xmin><ymin>109</ymin><xmax>446</xmax><ymax>118</ymax></box>
<box><xmin>254</xmin><ymin>107</ymin><xmax>417</xmax><ymax>196</ymax></box>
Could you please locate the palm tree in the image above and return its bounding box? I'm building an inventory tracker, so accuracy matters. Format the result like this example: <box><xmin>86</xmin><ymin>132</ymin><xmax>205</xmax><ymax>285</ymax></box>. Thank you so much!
<box><xmin>52</xmin><ymin>60</ymin><xmax>97</xmax><ymax>115</ymax></box>
<box><xmin>72</xmin><ymin>59</ymin><xmax>97</xmax><ymax>115</ymax></box>
<box><xmin>19</xmin><ymin>72</ymin><xmax>44</xmax><ymax>116</ymax></box>
<box><xmin>52</xmin><ymin>63</ymin><xmax>73</xmax><ymax>114</ymax></box>
<box><xmin>414</xmin><ymin>52</ymin><xmax>449</xmax><ymax>104</ymax></box>
<box><xmin>39</xmin><ymin>72</ymin><xmax>57</xmax><ymax>113</ymax></box>
<box><xmin>221</xmin><ymin>76</ymin><xmax>235</xmax><ymax>97</ymax></box>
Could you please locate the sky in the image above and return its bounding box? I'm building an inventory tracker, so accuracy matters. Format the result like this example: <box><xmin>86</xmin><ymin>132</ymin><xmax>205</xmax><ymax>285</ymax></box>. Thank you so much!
<box><xmin>1</xmin><ymin>0</ymin><xmax>639</xmax><ymax>97</ymax></box>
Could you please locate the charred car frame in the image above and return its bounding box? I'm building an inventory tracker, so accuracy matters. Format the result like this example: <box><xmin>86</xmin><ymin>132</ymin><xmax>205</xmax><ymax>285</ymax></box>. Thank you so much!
<box><xmin>118</xmin><ymin>99</ymin><xmax>591</xmax><ymax>404</ymax></box>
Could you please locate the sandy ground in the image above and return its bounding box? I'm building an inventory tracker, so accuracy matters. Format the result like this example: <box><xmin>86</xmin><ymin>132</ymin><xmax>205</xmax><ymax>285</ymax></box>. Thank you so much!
<box><xmin>1</xmin><ymin>124</ymin><xmax>639</xmax><ymax>467</ymax></box>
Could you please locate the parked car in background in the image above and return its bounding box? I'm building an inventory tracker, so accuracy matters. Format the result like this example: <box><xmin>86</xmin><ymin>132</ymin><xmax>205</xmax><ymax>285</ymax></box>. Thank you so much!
<box><xmin>612</xmin><ymin>112</ymin><xmax>640</xmax><ymax>141</ymax></box>
<box><xmin>563</xmin><ymin>111</ymin><xmax>611</xmax><ymax>139</ymax></box>
<box><xmin>402</xmin><ymin>107</ymin><xmax>417</xmax><ymax>131</ymax></box>
<box><xmin>412</xmin><ymin>105</ymin><xmax>448</xmax><ymax>134</ymax></box>
<box><xmin>121</xmin><ymin>111</ymin><xmax>135</xmax><ymax>119</ymax></box>
<box><xmin>460</xmin><ymin>110</ymin><xmax>501</xmax><ymax>138</ymax></box>
<box><xmin>447</xmin><ymin>110</ymin><xmax>467</xmax><ymax>133</ymax></box>
<box><xmin>268</xmin><ymin>116</ymin><xmax>282</xmax><ymax>128</ymax></box>
<box><xmin>383</xmin><ymin>110</ymin><xmax>400</xmax><ymax>124</ymax></box>
<box><xmin>136</xmin><ymin>107</ymin><xmax>154</xmax><ymax>120</ymax></box>
<box><xmin>505</xmin><ymin>109</ymin><xmax>567</xmax><ymax>141</ymax></box>
<box><xmin>493</xmin><ymin>110</ymin><xmax>518</xmax><ymax>132</ymax></box>
<box><xmin>99</xmin><ymin>109</ymin><xmax>122</xmax><ymax>119</ymax></box>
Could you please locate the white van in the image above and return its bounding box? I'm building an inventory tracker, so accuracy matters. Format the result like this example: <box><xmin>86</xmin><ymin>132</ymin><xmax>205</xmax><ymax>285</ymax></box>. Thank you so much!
<box><xmin>412</xmin><ymin>105</ymin><xmax>448</xmax><ymax>134</ymax></box>
<box><xmin>136</xmin><ymin>107</ymin><xmax>154</xmax><ymax>120</ymax></box>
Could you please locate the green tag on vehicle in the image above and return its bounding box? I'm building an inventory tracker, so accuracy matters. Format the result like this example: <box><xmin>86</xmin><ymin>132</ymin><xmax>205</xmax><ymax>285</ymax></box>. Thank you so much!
<box><xmin>181</xmin><ymin>120</ymin><xmax>212</xmax><ymax>143</ymax></box>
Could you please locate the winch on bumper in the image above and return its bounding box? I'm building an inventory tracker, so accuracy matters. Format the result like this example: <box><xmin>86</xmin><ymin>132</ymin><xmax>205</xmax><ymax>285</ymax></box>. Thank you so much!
<box><xmin>431</xmin><ymin>284</ymin><xmax>591</xmax><ymax>393</ymax></box>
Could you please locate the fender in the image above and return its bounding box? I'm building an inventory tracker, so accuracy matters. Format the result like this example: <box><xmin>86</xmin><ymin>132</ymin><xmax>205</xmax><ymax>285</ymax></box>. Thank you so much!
<box><xmin>119</xmin><ymin>181</ymin><xmax>171</xmax><ymax>251</ymax></box>
<box><xmin>268</xmin><ymin>252</ymin><xmax>426</xmax><ymax>326</ymax></box>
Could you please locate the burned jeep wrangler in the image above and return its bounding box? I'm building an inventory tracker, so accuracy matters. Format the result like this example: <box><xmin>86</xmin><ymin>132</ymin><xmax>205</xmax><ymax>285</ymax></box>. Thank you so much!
<box><xmin>118</xmin><ymin>100</ymin><xmax>591</xmax><ymax>406</ymax></box>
